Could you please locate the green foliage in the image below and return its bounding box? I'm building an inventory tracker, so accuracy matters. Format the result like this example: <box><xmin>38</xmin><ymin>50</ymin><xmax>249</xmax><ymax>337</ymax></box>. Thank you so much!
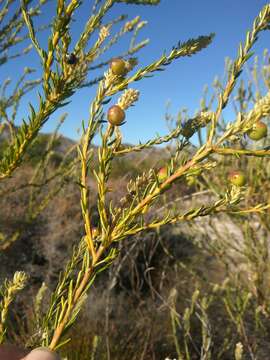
<box><xmin>0</xmin><ymin>272</ymin><xmax>28</xmax><ymax>343</ymax></box>
<box><xmin>0</xmin><ymin>0</ymin><xmax>49</xmax><ymax>66</ymax></box>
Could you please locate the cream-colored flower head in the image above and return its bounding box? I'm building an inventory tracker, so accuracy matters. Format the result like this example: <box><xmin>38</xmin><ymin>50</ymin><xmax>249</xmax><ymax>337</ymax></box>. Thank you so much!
<box><xmin>117</xmin><ymin>89</ymin><xmax>140</xmax><ymax>110</ymax></box>
<box><xmin>23</xmin><ymin>347</ymin><xmax>61</xmax><ymax>360</ymax></box>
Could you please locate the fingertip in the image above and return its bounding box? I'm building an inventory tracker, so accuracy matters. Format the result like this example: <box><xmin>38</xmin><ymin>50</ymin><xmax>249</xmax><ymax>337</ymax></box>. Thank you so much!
<box><xmin>24</xmin><ymin>347</ymin><xmax>61</xmax><ymax>360</ymax></box>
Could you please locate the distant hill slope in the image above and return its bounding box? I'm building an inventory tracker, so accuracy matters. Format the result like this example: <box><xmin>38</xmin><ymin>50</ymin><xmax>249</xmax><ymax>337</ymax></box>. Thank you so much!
<box><xmin>0</xmin><ymin>123</ymin><xmax>198</xmax><ymax>175</ymax></box>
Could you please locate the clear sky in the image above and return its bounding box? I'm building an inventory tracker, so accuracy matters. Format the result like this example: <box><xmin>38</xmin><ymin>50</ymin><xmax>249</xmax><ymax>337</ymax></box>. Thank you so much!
<box><xmin>2</xmin><ymin>0</ymin><xmax>270</xmax><ymax>144</ymax></box>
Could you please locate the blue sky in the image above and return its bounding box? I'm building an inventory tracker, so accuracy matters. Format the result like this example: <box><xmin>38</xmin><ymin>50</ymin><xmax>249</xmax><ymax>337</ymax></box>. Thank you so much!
<box><xmin>2</xmin><ymin>0</ymin><xmax>270</xmax><ymax>143</ymax></box>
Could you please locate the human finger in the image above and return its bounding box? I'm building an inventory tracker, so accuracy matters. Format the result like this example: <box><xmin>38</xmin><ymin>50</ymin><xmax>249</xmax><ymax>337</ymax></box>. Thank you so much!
<box><xmin>22</xmin><ymin>347</ymin><xmax>61</xmax><ymax>360</ymax></box>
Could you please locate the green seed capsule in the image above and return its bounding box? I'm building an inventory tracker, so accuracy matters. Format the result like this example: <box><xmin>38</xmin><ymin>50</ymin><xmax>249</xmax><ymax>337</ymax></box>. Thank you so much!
<box><xmin>228</xmin><ymin>170</ymin><xmax>246</xmax><ymax>187</ymax></box>
<box><xmin>247</xmin><ymin>121</ymin><xmax>267</xmax><ymax>141</ymax></box>
<box><xmin>187</xmin><ymin>176</ymin><xmax>196</xmax><ymax>186</ymax></box>
<box><xmin>110</xmin><ymin>58</ymin><xmax>126</xmax><ymax>76</ymax></box>
<box><xmin>107</xmin><ymin>105</ymin><xmax>125</xmax><ymax>126</ymax></box>
<box><xmin>157</xmin><ymin>167</ymin><xmax>167</xmax><ymax>181</ymax></box>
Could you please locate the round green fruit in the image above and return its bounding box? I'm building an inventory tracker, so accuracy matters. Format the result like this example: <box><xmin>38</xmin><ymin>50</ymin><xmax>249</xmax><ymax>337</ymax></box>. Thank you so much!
<box><xmin>110</xmin><ymin>58</ymin><xmax>126</xmax><ymax>76</ymax></box>
<box><xmin>247</xmin><ymin>121</ymin><xmax>267</xmax><ymax>141</ymax></box>
<box><xmin>158</xmin><ymin>167</ymin><xmax>167</xmax><ymax>181</ymax></box>
<box><xmin>187</xmin><ymin>176</ymin><xmax>196</xmax><ymax>186</ymax></box>
<box><xmin>228</xmin><ymin>170</ymin><xmax>246</xmax><ymax>187</ymax></box>
<box><xmin>107</xmin><ymin>105</ymin><xmax>125</xmax><ymax>126</ymax></box>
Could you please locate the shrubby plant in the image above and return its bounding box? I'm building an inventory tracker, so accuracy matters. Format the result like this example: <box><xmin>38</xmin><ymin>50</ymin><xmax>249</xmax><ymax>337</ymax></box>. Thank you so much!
<box><xmin>0</xmin><ymin>0</ymin><xmax>270</xmax><ymax>358</ymax></box>
<box><xmin>161</xmin><ymin>49</ymin><xmax>270</xmax><ymax>359</ymax></box>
